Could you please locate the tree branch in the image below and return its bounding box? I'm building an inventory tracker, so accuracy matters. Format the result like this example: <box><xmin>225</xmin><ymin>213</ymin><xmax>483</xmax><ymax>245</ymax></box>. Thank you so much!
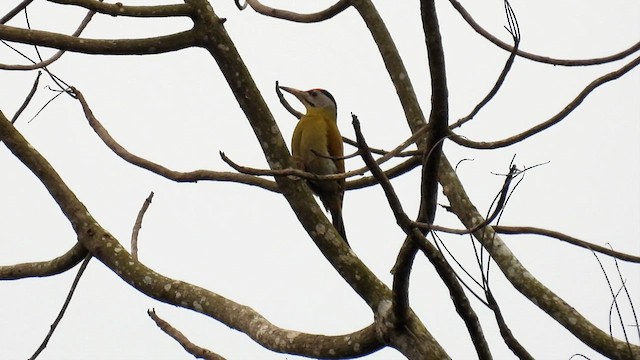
<box><xmin>47</xmin><ymin>0</ymin><xmax>193</xmax><ymax>18</ymax></box>
<box><xmin>241</xmin><ymin>0</ymin><xmax>350</xmax><ymax>23</ymax></box>
<box><xmin>0</xmin><ymin>24</ymin><xmax>196</xmax><ymax>55</ymax></box>
<box><xmin>450</xmin><ymin>55</ymin><xmax>640</xmax><ymax>149</ymax></box>
<box><xmin>0</xmin><ymin>108</ymin><xmax>387</xmax><ymax>359</ymax></box>
<box><xmin>349</xmin><ymin>0</ymin><xmax>427</xmax><ymax>135</ymax></box>
<box><xmin>71</xmin><ymin>88</ymin><xmax>279</xmax><ymax>192</ymax></box>
<box><xmin>450</xmin><ymin>0</ymin><xmax>520</xmax><ymax>129</ymax></box>
<box><xmin>29</xmin><ymin>253</ymin><xmax>92</xmax><ymax>360</ymax></box>
<box><xmin>493</xmin><ymin>226</ymin><xmax>640</xmax><ymax>263</ymax></box>
<box><xmin>448</xmin><ymin>0</ymin><xmax>640</xmax><ymax>66</ymax></box>
<box><xmin>131</xmin><ymin>191</ymin><xmax>154</xmax><ymax>261</ymax></box>
<box><xmin>0</xmin><ymin>242</ymin><xmax>88</xmax><ymax>280</ymax></box>
<box><xmin>148</xmin><ymin>309</ymin><xmax>225</xmax><ymax>360</ymax></box>
<box><xmin>1</xmin><ymin>7</ymin><xmax>97</xmax><ymax>70</ymax></box>
<box><xmin>438</xmin><ymin>155</ymin><xmax>639</xmax><ymax>359</ymax></box>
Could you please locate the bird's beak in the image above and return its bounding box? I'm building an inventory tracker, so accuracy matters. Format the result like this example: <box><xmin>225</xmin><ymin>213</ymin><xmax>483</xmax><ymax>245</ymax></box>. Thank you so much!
<box><xmin>279</xmin><ymin>86</ymin><xmax>307</xmax><ymax>103</ymax></box>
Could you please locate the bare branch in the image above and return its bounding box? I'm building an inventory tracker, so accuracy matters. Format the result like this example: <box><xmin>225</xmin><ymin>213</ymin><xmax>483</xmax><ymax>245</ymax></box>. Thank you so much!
<box><xmin>448</xmin><ymin>0</ymin><xmax>640</xmax><ymax>66</ymax></box>
<box><xmin>1</xmin><ymin>104</ymin><xmax>389</xmax><ymax>360</ymax></box>
<box><xmin>1</xmin><ymin>7</ymin><xmax>97</xmax><ymax>70</ymax></box>
<box><xmin>0</xmin><ymin>242</ymin><xmax>88</xmax><ymax>280</ymax></box>
<box><xmin>451</xmin><ymin>55</ymin><xmax>640</xmax><ymax>149</ymax></box>
<box><xmin>47</xmin><ymin>0</ymin><xmax>193</xmax><ymax>18</ymax></box>
<box><xmin>485</xmin><ymin>289</ymin><xmax>534</xmax><ymax>359</ymax></box>
<box><xmin>71</xmin><ymin>88</ymin><xmax>278</xmax><ymax>192</ymax></box>
<box><xmin>353</xmin><ymin>114</ymin><xmax>486</xmax><ymax>359</ymax></box>
<box><xmin>438</xmin><ymin>155</ymin><xmax>640</xmax><ymax>359</ymax></box>
<box><xmin>0</xmin><ymin>24</ymin><xmax>196</xmax><ymax>55</ymax></box>
<box><xmin>493</xmin><ymin>226</ymin><xmax>640</xmax><ymax>263</ymax></box>
<box><xmin>148</xmin><ymin>309</ymin><xmax>225</xmax><ymax>360</ymax></box>
<box><xmin>0</xmin><ymin>0</ymin><xmax>34</xmax><ymax>25</ymax></box>
<box><xmin>131</xmin><ymin>192</ymin><xmax>154</xmax><ymax>261</ymax></box>
<box><xmin>29</xmin><ymin>253</ymin><xmax>92</xmax><ymax>360</ymax></box>
<box><xmin>350</xmin><ymin>0</ymin><xmax>427</xmax><ymax>135</ymax></box>
<box><xmin>450</xmin><ymin>0</ymin><xmax>520</xmax><ymax>129</ymax></box>
<box><xmin>11</xmin><ymin>71</ymin><xmax>40</xmax><ymax>123</ymax></box>
<box><xmin>242</xmin><ymin>0</ymin><xmax>350</xmax><ymax>23</ymax></box>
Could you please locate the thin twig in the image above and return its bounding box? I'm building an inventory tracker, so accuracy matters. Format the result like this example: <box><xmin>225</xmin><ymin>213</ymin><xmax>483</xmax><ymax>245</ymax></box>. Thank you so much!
<box><xmin>448</xmin><ymin>0</ymin><xmax>640</xmax><ymax>66</ymax></box>
<box><xmin>1</xmin><ymin>6</ymin><xmax>96</xmax><ymax>71</ymax></box>
<box><xmin>450</xmin><ymin>0</ymin><xmax>520</xmax><ymax>129</ymax></box>
<box><xmin>148</xmin><ymin>309</ymin><xmax>225</xmax><ymax>360</ymax></box>
<box><xmin>0</xmin><ymin>242</ymin><xmax>88</xmax><ymax>280</ymax></box>
<box><xmin>493</xmin><ymin>226</ymin><xmax>640</xmax><ymax>263</ymax></box>
<box><xmin>29</xmin><ymin>253</ymin><xmax>92</xmax><ymax>360</ymax></box>
<box><xmin>11</xmin><ymin>71</ymin><xmax>40</xmax><ymax>124</ymax></box>
<box><xmin>70</xmin><ymin>87</ymin><xmax>279</xmax><ymax>192</ymax></box>
<box><xmin>131</xmin><ymin>192</ymin><xmax>154</xmax><ymax>261</ymax></box>
<box><xmin>590</xmin><ymin>251</ymin><xmax>632</xmax><ymax>356</ymax></box>
<box><xmin>450</xmin><ymin>55</ymin><xmax>640</xmax><ymax>149</ymax></box>
<box><xmin>606</xmin><ymin>243</ymin><xmax>640</xmax><ymax>341</ymax></box>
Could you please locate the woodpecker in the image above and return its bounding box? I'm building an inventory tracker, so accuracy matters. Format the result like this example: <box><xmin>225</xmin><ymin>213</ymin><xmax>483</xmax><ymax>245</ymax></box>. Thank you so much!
<box><xmin>279</xmin><ymin>86</ymin><xmax>347</xmax><ymax>244</ymax></box>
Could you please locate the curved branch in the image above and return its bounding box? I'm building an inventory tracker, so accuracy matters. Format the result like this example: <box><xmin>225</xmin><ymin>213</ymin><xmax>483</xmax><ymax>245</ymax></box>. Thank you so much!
<box><xmin>493</xmin><ymin>226</ymin><xmax>640</xmax><ymax>263</ymax></box>
<box><xmin>0</xmin><ymin>24</ymin><xmax>196</xmax><ymax>55</ymax></box>
<box><xmin>438</xmin><ymin>155</ymin><xmax>639</xmax><ymax>359</ymax></box>
<box><xmin>47</xmin><ymin>0</ymin><xmax>193</xmax><ymax>18</ymax></box>
<box><xmin>450</xmin><ymin>1</ymin><xmax>520</xmax><ymax>129</ymax></box>
<box><xmin>0</xmin><ymin>110</ymin><xmax>390</xmax><ymax>359</ymax></box>
<box><xmin>451</xmin><ymin>55</ymin><xmax>640</xmax><ymax>149</ymax></box>
<box><xmin>70</xmin><ymin>88</ymin><xmax>278</xmax><ymax>192</ymax></box>
<box><xmin>243</xmin><ymin>0</ymin><xmax>350</xmax><ymax>23</ymax></box>
<box><xmin>0</xmin><ymin>242</ymin><xmax>88</xmax><ymax>280</ymax></box>
<box><xmin>1</xmin><ymin>7</ymin><xmax>97</xmax><ymax>71</ymax></box>
<box><xmin>448</xmin><ymin>0</ymin><xmax>640</xmax><ymax>66</ymax></box>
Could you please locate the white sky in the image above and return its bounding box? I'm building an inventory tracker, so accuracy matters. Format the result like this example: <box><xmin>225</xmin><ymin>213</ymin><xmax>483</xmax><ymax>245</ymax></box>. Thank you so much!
<box><xmin>1</xmin><ymin>0</ymin><xmax>639</xmax><ymax>359</ymax></box>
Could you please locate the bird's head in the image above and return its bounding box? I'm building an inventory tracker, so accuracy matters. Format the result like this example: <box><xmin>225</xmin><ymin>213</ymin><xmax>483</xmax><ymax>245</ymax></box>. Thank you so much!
<box><xmin>279</xmin><ymin>86</ymin><xmax>337</xmax><ymax>117</ymax></box>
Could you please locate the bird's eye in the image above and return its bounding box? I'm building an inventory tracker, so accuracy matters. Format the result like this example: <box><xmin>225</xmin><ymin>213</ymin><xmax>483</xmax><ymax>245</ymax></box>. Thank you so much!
<box><xmin>310</xmin><ymin>91</ymin><xmax>318</xmax><ymax>97</ymax></box>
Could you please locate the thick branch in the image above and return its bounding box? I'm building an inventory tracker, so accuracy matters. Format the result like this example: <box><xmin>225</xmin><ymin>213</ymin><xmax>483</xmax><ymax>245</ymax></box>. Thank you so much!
<box><xmin>0</xmin><ymin>24</ymin><xmax>196</xmax><ymax>55</ymax></box>
<box><xmin>0</xmin><ymin>242</ymin><xmax>88</xmax><ymax>280</ymax></box>
<box><xmin>0</xmin><ymin>110</ymin><xmax>388</xmax><ymax>359</ymax></box>
<box><xmin>47</xmin><ymin>0</ymin><xmax>192</xmax><ymax>18</ymax></box>
<box><xmin>349</xmin><ymin>0</ymin><xmax>427</xmax><ymax>135</ymax></box>
<box><xmin>438</xmin><ymin>155</ymin><xmax>639</xmax><ymax>359</ymax></box>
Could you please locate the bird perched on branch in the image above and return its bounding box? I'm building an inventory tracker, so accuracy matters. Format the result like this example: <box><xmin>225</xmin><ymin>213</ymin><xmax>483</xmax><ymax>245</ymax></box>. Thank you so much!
<box><xmin>279</xmin><ymin>86</ymin><xmax>347</xmax><ymax>244</ymax></box>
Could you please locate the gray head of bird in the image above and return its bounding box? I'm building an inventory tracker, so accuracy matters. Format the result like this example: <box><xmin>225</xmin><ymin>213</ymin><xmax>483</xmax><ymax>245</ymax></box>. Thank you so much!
<box><xmin>279</xmin><ymin>86</ymin><xmax>337</xmax><ymax>117</ymax></box>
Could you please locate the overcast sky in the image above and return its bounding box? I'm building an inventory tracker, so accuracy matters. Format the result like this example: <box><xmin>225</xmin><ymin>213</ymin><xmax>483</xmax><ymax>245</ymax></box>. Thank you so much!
<box><xmin>1</xmin><ymin>1</ymin><xmax>639</xmax><ymax>359</ymax></box>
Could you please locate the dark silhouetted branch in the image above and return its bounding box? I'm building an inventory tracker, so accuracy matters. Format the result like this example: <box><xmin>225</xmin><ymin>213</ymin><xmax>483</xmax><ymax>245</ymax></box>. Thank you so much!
<box><xmin>29</xmin><ymin>253</ymin><xmax>92</xmax><ymax>360</ymax></box>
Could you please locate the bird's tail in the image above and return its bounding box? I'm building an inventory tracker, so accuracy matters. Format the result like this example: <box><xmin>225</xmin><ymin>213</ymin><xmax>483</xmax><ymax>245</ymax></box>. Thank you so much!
<box><xmin>330</xmin><ymin>208</ymin><xmax>348</xmax><ymax>246</ymax></box>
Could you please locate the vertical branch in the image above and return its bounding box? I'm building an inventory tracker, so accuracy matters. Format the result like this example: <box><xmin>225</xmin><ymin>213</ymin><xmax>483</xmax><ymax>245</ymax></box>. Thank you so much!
<box><xmin>131</xmin><ymin>192</ymin><xmax>154</xmax><ymax>261</ymax></box>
